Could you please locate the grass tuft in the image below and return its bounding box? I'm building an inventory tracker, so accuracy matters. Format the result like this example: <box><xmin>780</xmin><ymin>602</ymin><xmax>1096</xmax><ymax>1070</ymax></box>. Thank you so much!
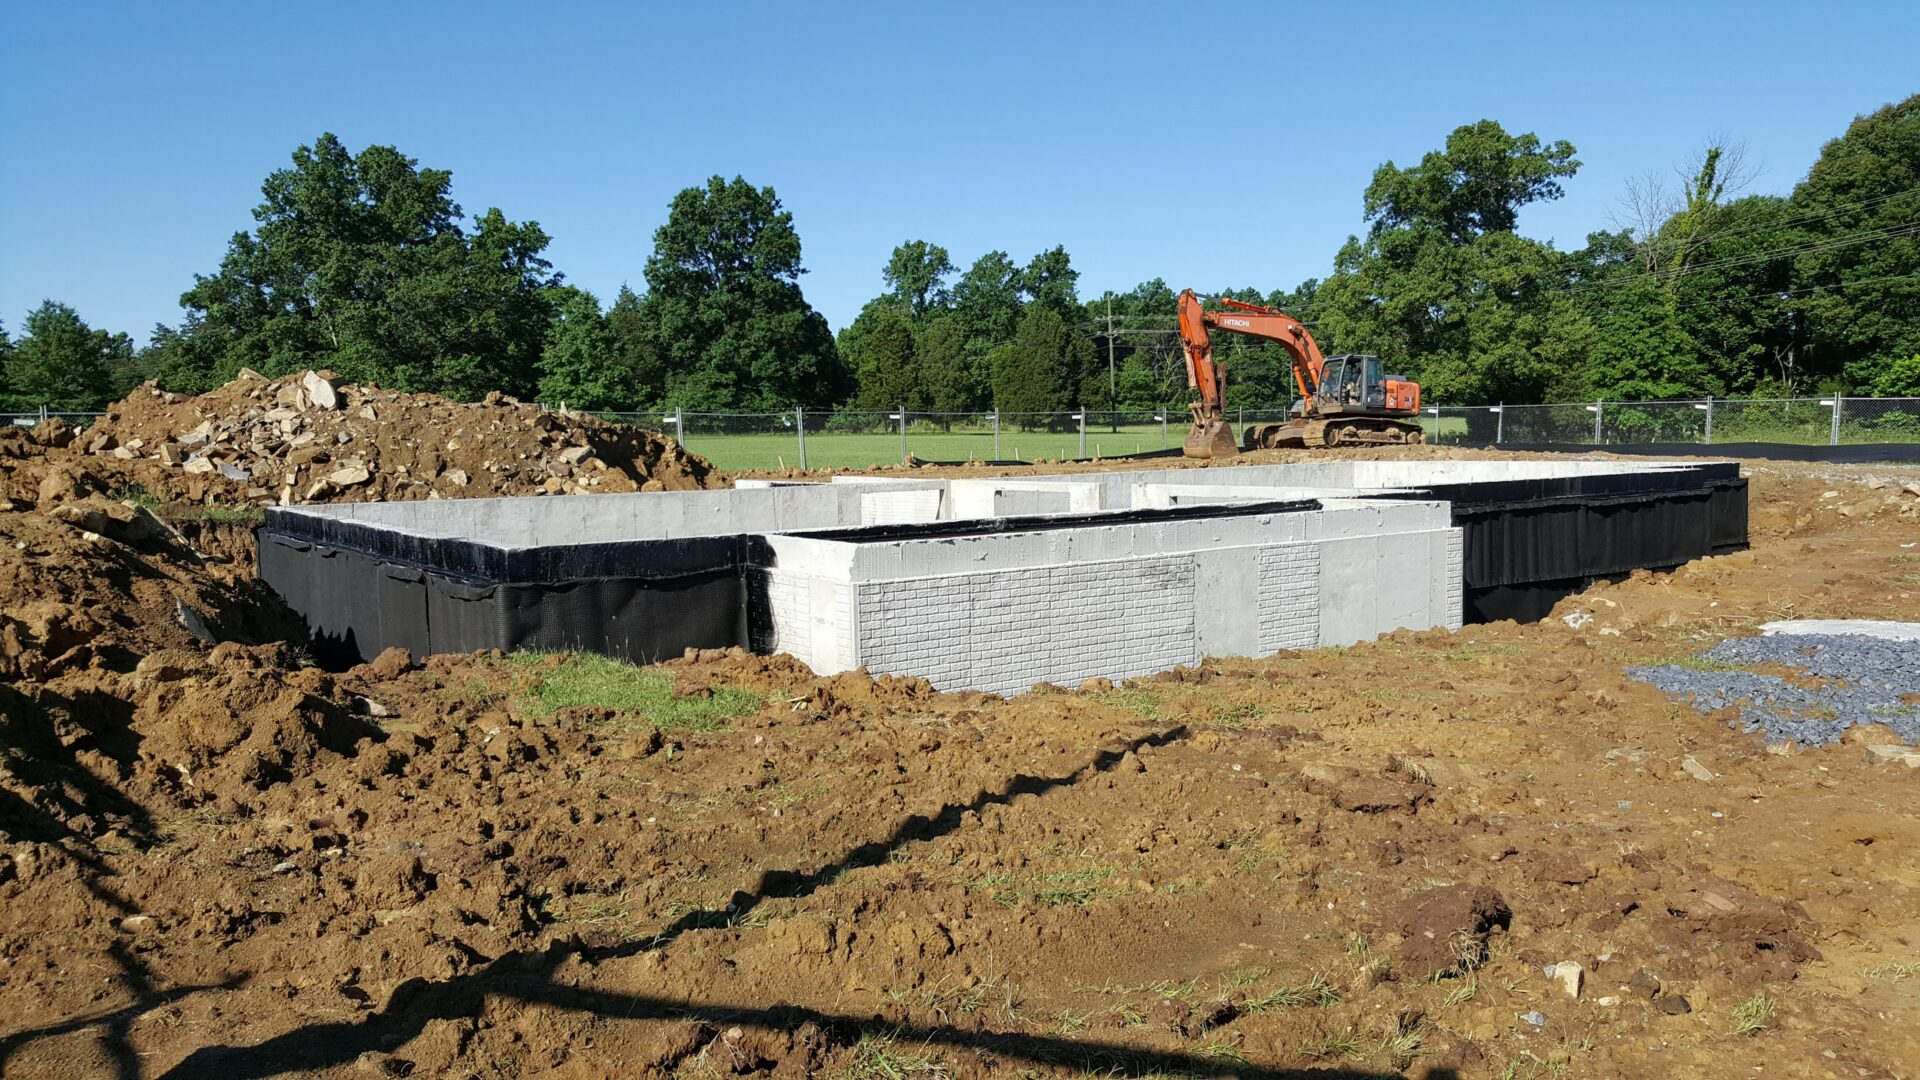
<box><xmin>1729</xmin><ymin>995</ymin><xmax>1774</xmax><ymax>1036</ymax></box>
<box><xmin>839</xmin><ymin>1031</ymin><xmax>946</xmax><ymax>1080</ymax></box>
<box><xmin>1245</xmin><ymin>972</ymin><xmax>1339</xmax><ymax>1011</ymax></box>
<box><xmin>512</xmin><ymin>651</ymin><xmax>759</xmax><ymax>730</ymax></box>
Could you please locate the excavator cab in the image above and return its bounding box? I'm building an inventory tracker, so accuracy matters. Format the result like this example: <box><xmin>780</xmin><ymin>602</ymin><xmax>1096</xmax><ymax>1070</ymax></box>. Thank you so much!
<box><xmin>1316</xmin><ymin>355</ymin><xmax>1384</xmax><ymax>411</ymax></box>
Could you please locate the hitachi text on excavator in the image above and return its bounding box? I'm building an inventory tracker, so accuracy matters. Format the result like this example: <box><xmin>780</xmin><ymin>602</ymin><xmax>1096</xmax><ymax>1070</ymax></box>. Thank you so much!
<box><xmin>1176</xmin><ymin>288</ymin><xmax>1425</xmax><ymax>458</ymax></box>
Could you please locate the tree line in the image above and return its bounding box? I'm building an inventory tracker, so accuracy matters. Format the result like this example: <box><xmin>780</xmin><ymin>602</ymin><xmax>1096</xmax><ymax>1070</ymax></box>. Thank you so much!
<box><xmin>5</xmin><ymin>95</ymin><xmax>1917</xmax><ymax>414</ymax></box>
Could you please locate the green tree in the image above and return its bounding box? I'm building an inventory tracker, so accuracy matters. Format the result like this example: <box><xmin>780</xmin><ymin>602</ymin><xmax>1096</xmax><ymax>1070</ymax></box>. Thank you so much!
<box><xmin>1875</xmin><ymin>354</ymin><xmax>1920</xmax><ymax>396</ymax></box>
<box><xmin>883</xmin><ymin>241</ymin><xmax>955</xmax><ymax>319</ymax></box>
<box><xmin>1315</xmin><ymin>120</ymin><xmax>1593</xmax><ymax>406</ymax></box>
<box><xmin>1669</xmin><ymin>195</ymin><xmax>1801</xmax><ymax>394</ymax></box>
<box><xmin>640</xmin><ymin>176</ymin><xmax>847</xmax><ymax>410</ymax></box>
<box><xmin>1364</xmin><ymin>119</ymin><xmax>1580</xmax><ymax>241</ymax></box>
<box><xmin>164</xmin><ymin>133</ymin><xmax>559</xmax><ymax>398</ymax></box>
<box><xmin>1583</xmin><ymin>275</ymin><xmax>1707</xmax><ymax>400</ymax></box>
<box><xmin>1789</xmin><ymin>94</ymin><xmax>1920</xmax><ymax>390</ymax></box>
<box><xmin>536</xmin><ymin>287</ymin><xmax>638</xmax><ymax>411</ymax></box>
<box><xmin>605</xmin><ymin>283</ymin><xmax>667</xmax><ymax>407</ymax></box>
<box><xmin>993</xmin><ymin>305</ymin><xmax>1094</xmax><ymax>417</ymax></box>
<box><xmin>1020</xmin><ymin>245</ymin><xmax>1081</xmax><ymax>321</ymax></box>
<box><xmin>2</xmin><ymin>301</ymin><xmax>130</xmax><ymax>411</ymax></box>
<box><xmin>914</xmin><ymin>315</ymin><xmax>974</xmax><ymax>414</ymax></box>
<box><xmin>841</xmin><ymin>301</ymin><xmax>920</xmax><ymax>410</ymax></box>
<box><xmin>952</xmin><ymin>251</ymin><xmax>1024</xmax><ymax>347</ymax></box>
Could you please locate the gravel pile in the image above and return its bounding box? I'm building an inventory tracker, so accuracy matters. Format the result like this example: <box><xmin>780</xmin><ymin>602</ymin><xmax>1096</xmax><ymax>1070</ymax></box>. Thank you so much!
<box><xmin>1629</xmin><ymin>633</ymin><xmax>1920</xmax><ymax>746</ymax></box>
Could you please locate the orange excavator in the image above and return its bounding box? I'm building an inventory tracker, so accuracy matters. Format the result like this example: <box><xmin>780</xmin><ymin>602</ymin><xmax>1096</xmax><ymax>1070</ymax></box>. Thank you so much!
<box><xmin>1177</xmin><ymin>288</ymin><xmax>1424</xmax><ymax>458</ymax></box>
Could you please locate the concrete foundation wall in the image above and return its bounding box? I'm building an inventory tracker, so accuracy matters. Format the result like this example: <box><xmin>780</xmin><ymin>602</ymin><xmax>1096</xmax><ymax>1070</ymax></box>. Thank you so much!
<box><xmin>748</xmin><ymin>503</ymin><xmax>1460</xmax><ymax>694</ymax></box>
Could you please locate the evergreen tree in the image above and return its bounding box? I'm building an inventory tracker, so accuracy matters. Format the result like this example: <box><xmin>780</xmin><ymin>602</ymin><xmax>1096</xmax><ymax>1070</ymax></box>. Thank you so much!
<box><xmin>993</xmin><ymin>306</ymin><xmax>1094</xmax><ymax>418</ymax></box>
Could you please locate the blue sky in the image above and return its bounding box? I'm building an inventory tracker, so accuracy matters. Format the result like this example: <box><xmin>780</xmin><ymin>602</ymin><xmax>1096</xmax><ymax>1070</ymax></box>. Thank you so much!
<box><xmin>2</xmin><ymin>1</ymin><xmax>1915</xmax><ymax>344</ymax></box>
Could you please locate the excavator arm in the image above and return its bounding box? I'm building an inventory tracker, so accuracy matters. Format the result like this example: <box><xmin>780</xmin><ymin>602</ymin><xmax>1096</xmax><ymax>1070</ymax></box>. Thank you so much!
<box><xmin>1176</xmin><ymin>289</ymin><xmax>1329</xmax><ymax>458</ymax></box>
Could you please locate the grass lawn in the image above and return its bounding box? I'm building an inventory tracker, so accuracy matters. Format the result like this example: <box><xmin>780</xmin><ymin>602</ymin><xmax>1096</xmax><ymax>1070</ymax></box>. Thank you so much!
<box><xmin>681</xmin><ymin>423</ymin><xmax>1182</xmax><ymax>471</ymax></box>
<box><xmin>510</xmin><ymin>652</ymin><xmax>760</xmax><ymax>731</ymax></box>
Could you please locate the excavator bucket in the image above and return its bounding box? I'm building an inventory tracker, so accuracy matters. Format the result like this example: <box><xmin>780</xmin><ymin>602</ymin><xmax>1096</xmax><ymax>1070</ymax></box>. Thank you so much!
<box><xmin>1183</xmin><ymin>415</ymin><xmax>1238</xmax><ymax>459</ymax></box>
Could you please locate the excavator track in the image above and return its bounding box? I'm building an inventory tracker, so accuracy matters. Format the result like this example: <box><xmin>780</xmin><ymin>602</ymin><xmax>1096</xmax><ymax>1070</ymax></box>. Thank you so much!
<box><xmin>1244</xmin><ymin>418</ymin><xmax>1425</xmax><ymax>450</ymax></box>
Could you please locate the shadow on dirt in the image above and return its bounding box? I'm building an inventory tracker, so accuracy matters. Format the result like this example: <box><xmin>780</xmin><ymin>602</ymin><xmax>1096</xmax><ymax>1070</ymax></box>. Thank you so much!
<box><xmin>145</xmin><ymin>723</ymin><xmax>1433</xmax><ymax>1079</ymax></box>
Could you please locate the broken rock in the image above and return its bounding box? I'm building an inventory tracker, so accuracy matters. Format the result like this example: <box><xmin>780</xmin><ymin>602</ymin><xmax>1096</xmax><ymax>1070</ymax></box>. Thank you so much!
<box><xmin>302</xmin><ymin>370</ymin><xmax>342</xmax><ymax>410</ymax></box>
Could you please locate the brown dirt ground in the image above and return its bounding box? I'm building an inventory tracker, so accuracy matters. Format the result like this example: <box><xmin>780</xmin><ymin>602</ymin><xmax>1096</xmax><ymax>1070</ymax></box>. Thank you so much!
<box><xmin>3</xmin><ymin>448</ymin><xmax>1920</xmax><ymax>1079</ymax></box>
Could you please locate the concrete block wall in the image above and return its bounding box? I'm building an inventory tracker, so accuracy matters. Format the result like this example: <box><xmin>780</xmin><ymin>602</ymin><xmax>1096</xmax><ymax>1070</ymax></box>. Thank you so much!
<box><xmin>747</xmin><ymin>503</ymin><xmax>1461</xmax><ymax>694</ymax></box>
<box><xmin>854</xmin><ymin>557</ymin><xmax>1199</xmax><ymax>694</ymax></box>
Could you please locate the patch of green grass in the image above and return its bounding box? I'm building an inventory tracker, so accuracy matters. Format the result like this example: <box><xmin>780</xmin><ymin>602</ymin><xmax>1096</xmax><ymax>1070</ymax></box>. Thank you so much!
<box><xmin>1729</xmin><ymin>995</ymin><xmax>1774</xmax><ymax>1036</ymax></box>
<box><xmin>838</xmin><ymin>1031</ymin><xmax>946</xmax><ymax>1080</ymax></box>
<box><xmin>1245</xmin><ymin>973</ymin><xmax>1339</xmax><ymax>1011</ymax></box>
<box><xmin>1297</xmin><ymin>1029</ymin><xmax>1366</xmax><ymax>1061</ymax></box>
<box><xmin>1441</xmin><ymin>975</ymin><xmax>1479</xmax><ymax>1008</ymax></box>
<box><xmin>108</xmin><ymin>483</ymin><xmax>162</xmax><ymax>509</ymax></box>
<box><xmin>176</xmin><ymin>502</ymin><xmax>264</xmax><ymax>524</ymax></box>
<box><xmin>1093</xmin><ymin>687</ymin><xmax>1163</xmax><ymax>719</ymax></box>
<box><xmin>967</xmin><ymin>865</ymin><xmax>1121</xmax><ymax>907</ymax></box>
<box><xmin>1200</xmin><ymin>1042</ymin><xmax>1248</xmax><ymax>1064</ymax></box>
<box><xmin>1219</xmin><ymin>966</ymin><xmax>1271</xmax><ymax>989</ymax></box>
<box><xmin>1210</xmin><ymin>703</ymin><xmax>1266</xmax><ymax>728</ymax></box>
<box><xmin>1664</xmin><ymin>654</ymin><xmax>1748</xmax><ymax>673</ymax></box>
<box><xmin>1866</xmin><ymin>960</ymin><xmax>1918</xmax><ymax>981</ymax></box>
<box><xmin>512</xmin><ymin>651</ymin><xmax>759</xmax><ymax>730</ymax></box>
<box><xmin>1439</xmin><ymin>642</ymin><xmax>1526</xmax><ymax>662</ymax></box>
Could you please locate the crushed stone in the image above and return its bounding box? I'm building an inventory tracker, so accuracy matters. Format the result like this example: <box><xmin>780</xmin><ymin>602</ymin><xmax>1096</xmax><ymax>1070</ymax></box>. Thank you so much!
<box><xmin>1628</xmin><ymin>633</ymin><xmax>1920</xmax><ymax>746</ymax></box>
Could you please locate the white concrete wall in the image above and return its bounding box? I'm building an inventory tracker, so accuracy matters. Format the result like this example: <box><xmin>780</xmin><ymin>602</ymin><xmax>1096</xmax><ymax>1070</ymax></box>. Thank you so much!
<box><xmin>945</xmin><ymin>478</ymin><xmax>1104</xmax><ymax>520</ymax></box>
<box><xmin>747</xmin><ymin>503</ymin><xmax>1461</xmax><ymax>694</ymax></box>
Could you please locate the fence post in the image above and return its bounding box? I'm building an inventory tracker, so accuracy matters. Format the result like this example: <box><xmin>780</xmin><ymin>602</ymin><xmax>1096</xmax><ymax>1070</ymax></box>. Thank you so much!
<box><xmin>1695</xmin><ymin>399</ymin><xmax>1713</xmax><ymax>444</ymax></box>
<box><xmin>795</xmin><ymin>407</ymin><xmax>807</xmax><ymax>471</ymax></box>
<box><xmin>1075</xmin><ymin>412</ymin><xmax>1086</xmax><ymax>458</ymax></box>
<box><xmin>897</xmin><ymin>405</ymin><xmax>908</xmax><ymax>462</ymax></box>
<box><xmin>674</xmin><ymin>407</ymin><xmax>685</xmax><ymax>446</ymax></box>
<box><xmin>1832</xmin><ymin>397</ymin><xmax>1844</xmax><ymax>445</ymax></box>
<box><xmin>992</xmin><ymin>411</ymin><xmax>1001</xmax><ymax>459</ymax></box>
<box><xmin>1591</xmin><ymin>401</ymin><xmax>1603</xmax><ymax>444</ymax></box>
<box><xmin>1158</xmin><ymin>411</ymin><xmax>1168</xmax><ymax>449</ymax></box>
<box><xmin>1493</xmin><ymin>404</ymin><xmax>1504</xmax><ymax>445</ymax></box>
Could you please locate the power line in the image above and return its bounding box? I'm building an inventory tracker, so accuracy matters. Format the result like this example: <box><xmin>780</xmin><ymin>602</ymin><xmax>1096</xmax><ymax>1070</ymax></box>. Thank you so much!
<box><xmin>1663</xmin><ymin>271</ymin><xmax>1920</xmax><ymax>314</ymax></box>
<box><xmin>1633</xmin><ymin>184</ymin><xmax>1920</xmax><ymax>253</ymax></box>
<box><xmin>1568</xmin><ymin>219</ymin><xmax>1920</xmax><ymax>293</ymax></box>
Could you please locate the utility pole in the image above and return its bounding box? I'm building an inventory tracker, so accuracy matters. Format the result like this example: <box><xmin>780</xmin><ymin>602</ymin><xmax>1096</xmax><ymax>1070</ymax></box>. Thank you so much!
<box><xmin>1106</xmin><ymin>296</ymin><xmax>1117</xmax><ymax>432</ymax></box>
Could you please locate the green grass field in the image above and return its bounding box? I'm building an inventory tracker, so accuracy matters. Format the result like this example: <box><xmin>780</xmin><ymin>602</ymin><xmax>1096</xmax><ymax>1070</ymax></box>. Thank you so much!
<box><xmin>683</xmin><ymin>423</ymin><xmax>1183</xmax><ymax>471</ymax></box>
<box><xmin>672</xmin><ymin>416</ymin><xmax>1478</xmax><ymax>471</ymax></box>
<box><xmin>647</xmin><ymin>407</ymin><xmax>1917</xmax><ymax>471</ymax></box>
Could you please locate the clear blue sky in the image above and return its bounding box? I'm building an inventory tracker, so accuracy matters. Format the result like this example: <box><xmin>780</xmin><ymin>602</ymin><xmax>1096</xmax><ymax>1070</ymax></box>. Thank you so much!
<box><xmin>2</xmin><ymin>1</ymin><xmax>1915</xmax><ymax>345</ymax></box>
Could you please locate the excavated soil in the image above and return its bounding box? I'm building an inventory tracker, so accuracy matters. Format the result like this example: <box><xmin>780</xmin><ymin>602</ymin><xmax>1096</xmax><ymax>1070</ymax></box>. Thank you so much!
<box><xmin>3</xmin><ymin>448</ymin><xmax>1920</xmax><ymax>1079</ymax></box>
<box><xmin>1</xmin><ymin>373</ymin><xmax>721</xmax><ymax>513</ymax></box>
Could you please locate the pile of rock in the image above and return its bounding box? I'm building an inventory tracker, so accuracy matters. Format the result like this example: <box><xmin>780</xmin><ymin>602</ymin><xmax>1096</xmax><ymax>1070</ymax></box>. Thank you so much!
<box><xmin>65</xmin><ymin>370</ymin><xmax>720</xmax><ymax>506</ymax></box>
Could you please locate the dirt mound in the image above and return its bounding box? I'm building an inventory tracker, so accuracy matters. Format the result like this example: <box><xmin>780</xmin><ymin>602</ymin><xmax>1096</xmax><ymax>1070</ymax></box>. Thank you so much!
<box><xmin>2</xmin><ymin>371</ymin><xmax>723</xmax><ymax>511</ymax></box>
<box><xmin>0</xmin><ymin>497</ymin><xmax>296</xmax><ymax>683</ymax></box>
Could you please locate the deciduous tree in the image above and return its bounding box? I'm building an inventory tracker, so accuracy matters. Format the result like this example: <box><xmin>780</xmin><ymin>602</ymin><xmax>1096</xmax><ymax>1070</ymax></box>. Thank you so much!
<box><xmin>164</xmin><ymin>133</ymin><xmax>559</xmax><ymax>398</ymax></box>
<box><xmin>640</xmin><ymin>176</ymin><xmax>847</xmax><ymax>409</ymax></box>
<box><xmin>2</xmin><ymin>301</ymin><xmax>129</xmax><ymax>411</ymax></box>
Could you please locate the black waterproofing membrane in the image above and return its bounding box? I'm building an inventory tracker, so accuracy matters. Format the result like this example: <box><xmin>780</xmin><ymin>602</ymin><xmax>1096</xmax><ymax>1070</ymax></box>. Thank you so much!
<box><xmin>258</xmin><ymin>465</ymin><xmax>1745</xmax><ymax>668</ymax></box>
<box><xmin>1498</xmin><ymin>442</ymin><xmax>1920</xmax><ymax>464</ymax></box>
<box><xmin>1381</xmin><ymin>461</ymin><xmax>1749</xmax><ymax>621</ymax></box>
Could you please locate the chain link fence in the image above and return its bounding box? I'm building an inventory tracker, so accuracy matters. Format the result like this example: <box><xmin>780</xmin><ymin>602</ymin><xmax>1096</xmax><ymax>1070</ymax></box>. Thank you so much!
<box><xmin>9</xmin><ymin>397</ymin><xmax>1919</xmax><ymax>470</ymax></box>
